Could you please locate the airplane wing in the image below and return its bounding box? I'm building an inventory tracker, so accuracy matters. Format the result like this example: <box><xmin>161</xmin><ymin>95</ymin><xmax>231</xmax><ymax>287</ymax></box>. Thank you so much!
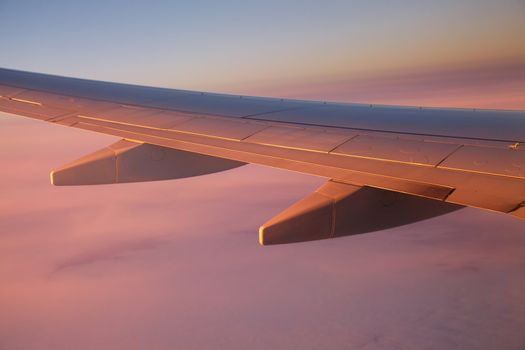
<box><xmin>1</xmin><ymin>68</ymin><xmax>524</xmax><ymax>244</ymax></box>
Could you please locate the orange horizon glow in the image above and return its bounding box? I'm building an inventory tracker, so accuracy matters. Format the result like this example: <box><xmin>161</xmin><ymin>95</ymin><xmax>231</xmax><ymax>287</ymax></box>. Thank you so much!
<box><xmin>212</xmin><ymin>58</ymin><xmax>525</xmax><ymax>111</ymax></box>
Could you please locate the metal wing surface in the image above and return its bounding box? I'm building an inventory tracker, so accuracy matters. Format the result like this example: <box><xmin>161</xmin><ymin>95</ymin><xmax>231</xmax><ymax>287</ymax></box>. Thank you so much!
<box><xmin>1</xmin><ymin>68</ymin><xmax>524</xmax><ymax>244</ymax></box>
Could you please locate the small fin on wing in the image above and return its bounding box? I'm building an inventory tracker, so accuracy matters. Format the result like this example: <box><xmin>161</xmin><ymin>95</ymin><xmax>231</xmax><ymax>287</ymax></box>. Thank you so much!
<box><xmin>259</xmin><ymin>181</ymin><xmax>361</xmax><ymax>245</ymax></box>
<box><xmin>51</xmin><ymin>139</ymin><xmax>245</xmax><ymax>186</ymax></box>
<box><xmin>259</xmin><ymin>180</ymin><xmax>463</xmax><ymax>245</ymax></box>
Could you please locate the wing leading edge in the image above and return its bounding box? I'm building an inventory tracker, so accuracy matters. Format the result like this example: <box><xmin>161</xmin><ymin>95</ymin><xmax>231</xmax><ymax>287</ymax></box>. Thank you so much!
<box><xmin>1</xmin><ymin>68</ymin><xmax>524</xmax><ymax>244</ymax></box>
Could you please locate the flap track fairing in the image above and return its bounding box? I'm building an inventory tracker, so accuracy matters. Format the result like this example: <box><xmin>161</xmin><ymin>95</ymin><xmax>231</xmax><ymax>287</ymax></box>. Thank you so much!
<box><xmin>51</xmin><ymin>139</ymin><xmax>245</xmax><ymax>185</ymax></box>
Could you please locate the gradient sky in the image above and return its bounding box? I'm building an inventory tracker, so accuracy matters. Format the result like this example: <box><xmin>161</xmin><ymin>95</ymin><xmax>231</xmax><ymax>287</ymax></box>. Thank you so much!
<box><xmin>1</xmin><ymin>1</ymin><xmax>525</xmax><ymax>349</ymax></box>
<box><xmin>0</xmin><ymin>0</ymin><xmax>524</xmax><ymax>108</ymax></box>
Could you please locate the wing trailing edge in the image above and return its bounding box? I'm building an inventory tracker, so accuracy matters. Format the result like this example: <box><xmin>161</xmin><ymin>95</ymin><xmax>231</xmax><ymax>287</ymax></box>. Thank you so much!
<box><xmin>51</xmin><ymin>139</ymin><xmax>245</xmax><ymax>186</ymax></box>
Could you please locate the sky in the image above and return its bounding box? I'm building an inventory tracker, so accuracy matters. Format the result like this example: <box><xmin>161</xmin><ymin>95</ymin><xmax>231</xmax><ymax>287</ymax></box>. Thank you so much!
<box><xmin>1</xmin><ymin>1</ymin><xmax>525</xmax><ymax>349</ymax></box>
<box><xmin>0</xmin><ymin>0</ymin><xmax>524</xmax><ymax>108</ymax></box>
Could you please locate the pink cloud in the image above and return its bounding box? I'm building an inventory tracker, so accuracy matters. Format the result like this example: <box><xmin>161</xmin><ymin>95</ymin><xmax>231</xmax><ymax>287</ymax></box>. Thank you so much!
<box><xmin>1</xmin><ymin>70</ymin><xmax>525</xmax><ymax>349</ymax></box>
<box><xmin>238</xmin><ymin>59</ymin><xmax>525</xmax><ymax>110</ymax></box>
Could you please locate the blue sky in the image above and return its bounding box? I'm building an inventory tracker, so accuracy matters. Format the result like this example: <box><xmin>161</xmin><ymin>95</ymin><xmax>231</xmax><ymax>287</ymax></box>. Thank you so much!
<box><xmin>1</xmin><ymin>0</ymin><xmax>523</xmax><ymax>93</ymax></box>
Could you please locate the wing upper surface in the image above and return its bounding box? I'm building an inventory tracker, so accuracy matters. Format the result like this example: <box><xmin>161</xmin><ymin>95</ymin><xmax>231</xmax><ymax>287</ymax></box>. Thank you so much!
<box><xmin>1</xmin><ymin>67</ymin><xmax>524</xmax><ymax>219</ymax></box>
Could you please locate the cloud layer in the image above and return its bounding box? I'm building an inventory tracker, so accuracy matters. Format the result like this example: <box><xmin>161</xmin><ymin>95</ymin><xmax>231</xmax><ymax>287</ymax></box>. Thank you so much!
<box><xmin>1</xmin><ymin>117</ymin><xmax>525</xmax><ymax>349</ymax></box>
